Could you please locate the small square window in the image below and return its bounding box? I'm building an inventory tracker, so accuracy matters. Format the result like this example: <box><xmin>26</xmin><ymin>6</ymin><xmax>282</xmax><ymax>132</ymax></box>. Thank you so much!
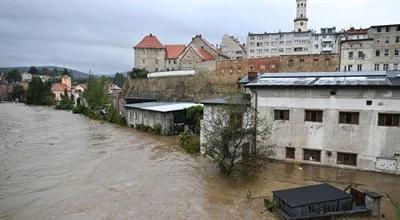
<box><xmin>286</xmin><ymin>147</ymin><xmax>295</xmax><ymax>159</ymax></box>
<box><xmin>305</xmin><ymin>110</ymin><xmax>323</xmax><ymax>122</ymax></box>
<box><xmin>366</xmin><ymin>100</ymin><xmax>372</xmax><ymax>105</ymax></box>
<box><xmin>274</xmin><ymin>110</ymin><xmax>290</xmax><ymax>121</ymax></box>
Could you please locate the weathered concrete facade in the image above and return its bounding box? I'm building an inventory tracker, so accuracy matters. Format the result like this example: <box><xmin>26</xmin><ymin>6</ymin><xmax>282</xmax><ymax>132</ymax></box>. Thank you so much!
<box><xmin>246</xmin><ymin>72</ymin><xmax>400</xmax><ymax>174</ymax></box>
<box><xmin>135</xmin><ymin>48</ymin><xmax>166</xmax><ymax>72</ymax></box>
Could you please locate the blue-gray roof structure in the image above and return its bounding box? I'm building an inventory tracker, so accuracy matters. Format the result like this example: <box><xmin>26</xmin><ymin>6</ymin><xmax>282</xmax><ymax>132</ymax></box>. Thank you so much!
<box><xmin>273</xmin><ymin>183</ymin><xmax>352</xmax><ymax>208</ymax></box>
<box><xmin>243</xmin><ymin>71</ymin><xmax>400</xmax><ymax>88</ymax></box>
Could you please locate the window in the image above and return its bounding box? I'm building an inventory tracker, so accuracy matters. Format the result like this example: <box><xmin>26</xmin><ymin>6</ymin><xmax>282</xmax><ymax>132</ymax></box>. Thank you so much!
<box><xmin>288</xmin><ymin>59</ymin><xmax>294</xmax><ymax>66</ymax></box>
<box><xmin>286</xmin><ymin>147</ymin><xmax>295</xmax><ymax>159</ymax></box>
<box><xmin>305</xmin><ymin>110</ymin><xmax>323</xmax><ymax>122</ymax></box>
<box><xmin>374</xmin><ymin>64</ymin><xmax>380</xmax><ymax>71</ymax></box>
<box><xmin>395</xmin><ymin>63</ymin><xmax>398</xmax><ymax>70</ymax></box>
<box><xmin>303</xmin><ymin>149</ymin><xmax>321</xmax><ymax>162</ymax></box>
<box><xmin>385</xmin><ymin>37</ymin><xmax>390</xmax><ymax>43</ymax></box>
<box><xmin>347</xmin><ymin>64</ymin><xmax>353</xmax><ymax>71</ymax></box>
<box><xmin>250</xmin><ymin>42</ymin><xmax>255</xmax><ymax>46</ymax></box>
<box><xmin>315</xmin><ymin>44</ymin><xmax>319</xmax><ymax>49</ymax></box>
<box><xmin>337</xmin><ymin>153</ymin><xmax>357</xmax><ymax>166</ymax></box>
<box><xmin>383</xmin><ymin>64</ymin><xmax>389</xmax><ymax>70</ymax></box>
<box><xmin>274</xmin><ymin>110</ymin><xmax>289</xmax><ymax>121</ymax></box>
<box><xmin>257</xmin><ymin>49</ymin><xmax>262</xmax><ymax>54</ymax></box>
<box><xmin>376</xmin><ymin>50</ymin><xmax>380</xmax><ymax>57</ymax></box>
<box><xmin>279</xmin><ymin>48</ymin><xmax>284</xmax><ymax>52</ymax></box>
<box><xmin>377</xmin><ymin>27</ymin><xmax>382</xmax><ymax>32</ymax></box>
<box><xmin>384</xmin><ymin>49</ymin><xmax>389</xmax><ymax>56</ymax></box>
<box><xmin>256</xmin><ymin>42</ymin><xmax>263</xmax><ymax>47</ymax></box>
<box><xmin>386</xmin><ymin>26</ymin><xmax>390</xmax><ymax>32</ymax></box>
<box><xmin>174</xmin><ymin>60</ymin><xmax>177</xmax><ymax>64</ymax></box>
<box><xmin>357</xmin><ymin>64</ymin><xmax>362</xmax><ymax>71</ymax></box>
<box><xmin>398</xmin><ymin>26</ymin><xmax>400</xmax><ymax>31</ymax></box>
<box><xmin>396</xmin><ymin>36</ymin><xmax>400</xmax><ymax>43</ymax></box>
<box><xmin>348</xmin><ymin>51</ymin><xmax>353</xmax><ymax>59</ymax></box>
<box><xmin>358</xmin><ymin>51</ymin><xmax>364</xmax><ymax>58</ymax></box>
<box><xmin>339</xmin><ymin>112</ymin><xmax>359</xmax><ymax>125</ymax></box>
<box><xmin>395</xmin><ymin>48</ymin><xmax>400</xmax><ymax>56</ymax></box>
<box><xmin>378</xmin><ymin>113</ymin><xmax>400</xmax><ymax>126</ymax></box>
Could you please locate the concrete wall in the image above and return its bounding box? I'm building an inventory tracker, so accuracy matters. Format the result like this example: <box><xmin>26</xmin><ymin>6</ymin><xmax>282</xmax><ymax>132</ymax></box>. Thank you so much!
<box><xmin>251</xmin><ymin>87</ymin><xmax>400</xmax><ymax>174</ymax></box>
<box><xmin>216</xmin><ymin>57</ymin><xmax>280</xmax><ymax>77</ymax></box>
<box><xmin>126</xmin><ymin>108</ymin><xmax>174</xmax><ymax>135</ymax></box>
<box><xmin>280</xmin><ymin>54</ymin><xmax>340</xmax><ymax>72</ymax></box>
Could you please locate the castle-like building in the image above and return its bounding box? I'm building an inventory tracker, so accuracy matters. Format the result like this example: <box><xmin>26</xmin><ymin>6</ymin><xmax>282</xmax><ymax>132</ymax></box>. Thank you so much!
<box><xmin>133</xmin><ymin>34</ymin><xmax>227</xmax><ymax>72</ymax></box>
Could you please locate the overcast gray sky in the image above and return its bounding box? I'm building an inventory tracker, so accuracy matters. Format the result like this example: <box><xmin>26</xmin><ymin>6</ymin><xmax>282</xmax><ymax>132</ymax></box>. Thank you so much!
<box><xmin>0</xmin><ymin>0</ymin><xmax>399</xmax><ymax>74</ymax></box>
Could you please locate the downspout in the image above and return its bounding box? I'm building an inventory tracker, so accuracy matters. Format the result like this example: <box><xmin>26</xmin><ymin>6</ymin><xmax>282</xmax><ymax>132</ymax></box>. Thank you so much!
<box><xmin>250</xmin><ymin>87</ymin><xmax>258</xmax><ymax>153</ymax></box>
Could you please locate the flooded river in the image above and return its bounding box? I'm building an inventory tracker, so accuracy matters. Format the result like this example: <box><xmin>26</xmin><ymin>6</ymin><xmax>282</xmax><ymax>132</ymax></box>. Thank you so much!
<box><xmin>1</xmin><ymin>103</ymin><xmax>399</xmax><ymax>220</ymax></box>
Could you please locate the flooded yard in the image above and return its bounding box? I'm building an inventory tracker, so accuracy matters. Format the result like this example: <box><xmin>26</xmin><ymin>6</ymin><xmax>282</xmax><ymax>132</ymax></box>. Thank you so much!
<box><xmin>0</xmin><ymin>103</ymin><xmax>399</xmax><ymax>219</ymax></box>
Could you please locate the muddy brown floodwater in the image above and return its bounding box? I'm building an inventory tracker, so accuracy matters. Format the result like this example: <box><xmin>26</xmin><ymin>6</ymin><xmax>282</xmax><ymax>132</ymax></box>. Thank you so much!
<box><xmin>0</xmin><ymin>103</ymin><xmax>399</xmax><ymax>220</ymax></box>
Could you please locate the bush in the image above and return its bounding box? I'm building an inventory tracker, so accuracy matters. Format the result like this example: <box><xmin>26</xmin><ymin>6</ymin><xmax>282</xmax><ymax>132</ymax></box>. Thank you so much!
<box><xmin>178</xmin><ymin>132</ymin><xmax>200</xmax><ymax>154</ymax></box>
<box><xmin>153</xmin><ymin>123</ymin><xmax>162</xmax><ymax>135</ymax></box>
<box><xmin>73</xmin><ymin>104</ymin><xmax>89</xmax><ymax>115</ymax></box>
<box><xmin>105</xmin><ymin>106</ymin><xmax>126</xmax><ymax>126</ymax></box>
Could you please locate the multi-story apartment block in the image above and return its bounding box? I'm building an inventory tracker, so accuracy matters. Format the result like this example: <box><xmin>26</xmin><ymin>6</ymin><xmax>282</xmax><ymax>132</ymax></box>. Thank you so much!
<box><xmin>312</xmin><ymin>27</ymin><xmax>343</xmax><ymax>55</ymax></box>
<box><xmin>246</xmin><ymin>0</ymin><xmax>342</xmax><ymax>58</ymax></box>
<box><xmin>220</xmin><ymin>34</ymin><xmax>246</xmax><ymax>59</ymax></box>
<box><xmin>368</xmin><ymin>24</ymin><xmax>400</xmax><ymax>71</ymax></box>
<box><xmin>340</xmin><ymin>29</ymin><xmax>374</xmax><ymax>72</ymax></box>
<box><xmin>340</xmin><ymin>25</ymin><xmax>400</xmax><ymax>71</ymax></box>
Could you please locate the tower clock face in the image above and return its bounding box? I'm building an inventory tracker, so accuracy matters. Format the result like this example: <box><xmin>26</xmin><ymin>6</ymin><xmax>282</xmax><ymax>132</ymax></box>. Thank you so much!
<box><xmin>300</xmin><ymin>22</ymin><xmax>304</xmax><ymax>26</ymax></box>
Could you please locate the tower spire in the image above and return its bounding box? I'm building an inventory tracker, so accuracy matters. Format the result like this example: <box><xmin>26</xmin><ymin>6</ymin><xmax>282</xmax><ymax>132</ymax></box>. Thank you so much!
<box><xmin>294</xmin><ymin>0</ymin><xmax>308</xmax><ymax>32</ymax></box>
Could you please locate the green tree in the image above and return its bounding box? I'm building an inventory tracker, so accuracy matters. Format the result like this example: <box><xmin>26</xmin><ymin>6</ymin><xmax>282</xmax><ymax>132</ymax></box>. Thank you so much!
<box><xmin>83</xmin><ymin>75</ymin><xmax>110</xmax><ymax>111</ymax></box>
<box><xmin>129</xmin><ymin>68</ymin><xmax>149</xmax><ymax>79</ymax></box>
<box><xmin>113</xmin><ymin>72</ymin><xmax>126</xmax><ymax>88</ymax></box>
<box><xmin>26</xmin><ymin>76</ymin><xmax>54</xmax><ymax>105</ymax></box>
<box><xmin>10</xmin><ymin>84</ymin><xmax>26</xmax><ymax>101</ymax></box>
<box><xmin>202</xmin><ymin>96</ymin><xmax>275</xmax><ymax>178</ymax></box>
<box><xmin>40</xmin><ymin>67</ymin><xmax>52</xmax><ymax>76</ymax></box>
<box><xmin>28</xmin><ymin>66</ymin><xmax>39</xmax><ymax>75</ymax></box>
<box><xmin>185</xmin><ymin>105</ymin><xmax>204</xmax><ymax>134</ymax></box>
<box><xmin>6</xmin><ymin>69</ymin><xmax>22</xmax><ymax>82</ymax></box>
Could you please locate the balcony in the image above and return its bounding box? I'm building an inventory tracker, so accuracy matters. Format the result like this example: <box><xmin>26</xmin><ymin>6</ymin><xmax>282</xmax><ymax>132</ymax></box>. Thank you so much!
<box><xmin>322</xmin><ymin>47</ymin><xmax>333</xmax><ymax>52</ymax></box>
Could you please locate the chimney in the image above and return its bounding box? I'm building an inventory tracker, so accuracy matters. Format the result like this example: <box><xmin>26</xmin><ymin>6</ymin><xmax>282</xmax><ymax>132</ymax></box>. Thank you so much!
<box><xmin>248</xmin><ymin>66</ymin><xmax>257</xmax><ymax>80</ymax></box>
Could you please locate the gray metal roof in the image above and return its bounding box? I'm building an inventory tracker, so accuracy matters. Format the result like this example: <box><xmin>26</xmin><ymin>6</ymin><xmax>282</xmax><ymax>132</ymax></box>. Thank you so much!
<box><xmin>244</xmin><ymin>71</ymin><xmax>400</xmax><ymax>87</ymax></box>
<box><xmin>124</xmin><ymin>102</ymin><xmax>202</xmax><ymax>113</ymax></box>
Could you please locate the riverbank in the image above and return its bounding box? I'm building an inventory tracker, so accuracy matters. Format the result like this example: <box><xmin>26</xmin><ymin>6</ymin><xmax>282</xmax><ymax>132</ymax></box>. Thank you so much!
<box><xmin>1</xmin><ymin>103</ymin><xmax>399</xmax><ymax>220</ymax></box>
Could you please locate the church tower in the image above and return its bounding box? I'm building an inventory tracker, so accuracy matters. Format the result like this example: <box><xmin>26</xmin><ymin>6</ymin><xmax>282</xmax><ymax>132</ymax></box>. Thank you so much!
<box><xmin>294</xmin><ymin>0</ymin><xmax>308</xmax><ymax>32</ymax></box>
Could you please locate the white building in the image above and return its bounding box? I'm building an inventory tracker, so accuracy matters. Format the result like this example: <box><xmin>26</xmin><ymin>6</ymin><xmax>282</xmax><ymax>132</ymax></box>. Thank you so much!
<box><xmin>244</xmin><ymin>71</ymin><xmax>400</xmax><ymax>174</ymax></box>
<box><xmin>220</xmin><ymin>34</ymin><xmax>246</xmax><ymax>59</ymax></box>
<box><xmin>246</xmin><ymin>0</ymin><xmax>342</xmax><ymax>58</ymax></box>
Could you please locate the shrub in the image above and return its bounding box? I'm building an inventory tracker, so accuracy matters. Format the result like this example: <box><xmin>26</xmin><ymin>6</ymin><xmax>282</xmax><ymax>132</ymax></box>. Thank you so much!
<box><xmin>72</xmin><ymin>104</ymin><xmax>89</xmax><ymax>115</ymax></box>
<box><xmin>178</xmin><ymin>132</ymin><xmax>200</xmax><ymax>154</ymax></box>
<box><xmin>153</xmin><ymin>123</ymin><xmax>162</xmax><ymax>135</ymax></box>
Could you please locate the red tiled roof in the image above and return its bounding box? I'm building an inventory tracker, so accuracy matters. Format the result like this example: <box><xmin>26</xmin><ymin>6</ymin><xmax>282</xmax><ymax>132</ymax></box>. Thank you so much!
<box><xmin>51</xmin><ymin>83</ymin><xmax>70</xmax><ymax>91</ymax></box>
<box><xmin>193</xmin><ymin>48</ymin><xmax>215</xmax><ymax>61</ymax></box>
<box><xmin>165</xmin><ymin>45</ymin><xmax>186</xmax><ymax>59</ymax></box>
<box><xmin>346</xmin><ymin>28</ymin><xmax>368</xmax><ymax>35</ymax></box>
<box><xmin>134</xmin><ymin>34</ymin><xmax>164</xmax><ymax>49</ymax></box>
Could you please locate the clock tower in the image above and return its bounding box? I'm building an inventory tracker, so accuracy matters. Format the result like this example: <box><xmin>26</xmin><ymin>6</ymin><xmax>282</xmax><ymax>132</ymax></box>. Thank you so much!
<box><xmin>294</xmin><ymin>0</ymin><xmax>308</xmax><ymax>32</ymax></box>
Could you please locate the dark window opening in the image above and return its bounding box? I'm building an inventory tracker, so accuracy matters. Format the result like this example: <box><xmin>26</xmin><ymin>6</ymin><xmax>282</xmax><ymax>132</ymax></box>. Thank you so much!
<box><xmin>305</xmin><ymin>110</ymin><xmax>323</xmax><ymax>122</ymax></box>
<box><xmin>366</xmin><ymin>100</ymin><xmax>372</xmax><ymax>105</ymax></box>
<box><xmin>286</xmin><ymin>147</ymin><xmax>295</xmax><ymax>159</ymax></box>
<box><xmin>378</xmin><ymin>113</ymin><xmax>400</xmax><ymax>127</ymax></box>
<box><xmin>339</xmin><ymin>112</ymin><xmax>359</xmax><ymax>125</ymax></box>
<box><xmin>274</xmin><ymin>110</ymin><xmax>289</xmax><ymax>121</ymax></box>
<box><xmin>303</xmin><ymin>149</ymin><xmax>321</xmax><ymax>162</ymax></box>
<box><xmin>337</xmin><ymin>152</ymin><xmax>357</xmax><ymax>166</ymax></box>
